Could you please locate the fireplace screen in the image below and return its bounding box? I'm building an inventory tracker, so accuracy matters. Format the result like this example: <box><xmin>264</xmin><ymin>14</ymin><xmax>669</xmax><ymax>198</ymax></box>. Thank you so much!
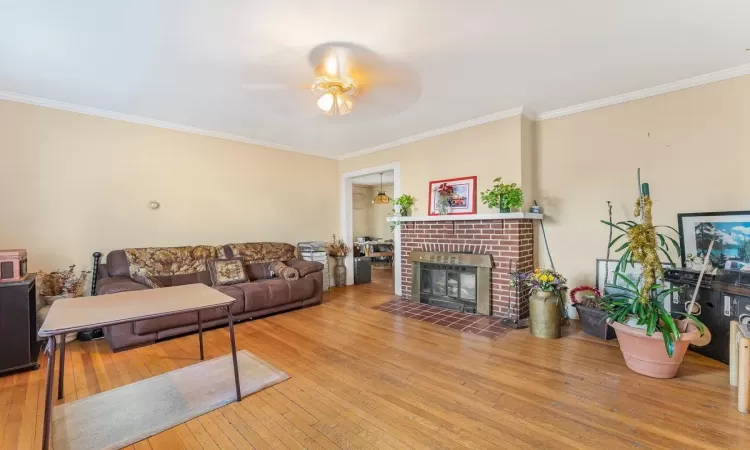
<box><xmin>420</xmin><ymin>263</ymin><xmax>478</xmax><ymax>313</ymax></box>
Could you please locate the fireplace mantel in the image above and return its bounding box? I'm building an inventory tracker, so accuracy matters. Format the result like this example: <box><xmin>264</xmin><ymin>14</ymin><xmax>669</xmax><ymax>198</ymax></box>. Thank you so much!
<box><xmin>387</xmin><ymin>212</ymin><xmax>543</xmax><ymax>222</ymax></box>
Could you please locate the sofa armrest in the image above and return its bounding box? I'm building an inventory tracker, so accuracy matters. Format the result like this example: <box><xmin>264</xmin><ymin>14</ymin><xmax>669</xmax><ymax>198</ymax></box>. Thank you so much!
<box><xmin>285</xmin><ymin>259</ymin><xmax>324</xmax><ymax>278</ymax></box>
<box><xmin>97</xmin><ymin>276</ymin><xmax>148</xmax><ymax>295</ymax></box>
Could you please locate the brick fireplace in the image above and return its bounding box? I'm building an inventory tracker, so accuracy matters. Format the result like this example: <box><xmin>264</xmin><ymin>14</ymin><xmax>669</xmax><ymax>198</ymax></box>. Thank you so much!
<box><xmin>398</xmin><ymin>215</ymin><xmax>537</xmax><ymax>323</ymax></box>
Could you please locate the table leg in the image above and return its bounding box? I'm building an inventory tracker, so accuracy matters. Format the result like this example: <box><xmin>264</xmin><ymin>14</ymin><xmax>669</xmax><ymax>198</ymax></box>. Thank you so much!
<box><xmin>58</xmin><ymin>336</ymin><xmax>66</xmax><ymax>399</ymax></box>
<box><xmin>198</xmin><ymin>310</ymin><xmax>204</xmax><ymax>361</ymax></box>
<box><xmin>42</xmin><ymin>337</ymin><xmax>57</xmax><ymax>450</ymax></box>
<box><xmin>730</xmin><ymin>321</ymin><xmax>739</xmax><ymax>387</ymax></box>
<box><xmin>739</xmin><ymin>334</ymin><xmax>750</xmax><ymax>414</ymax></box>
<box><xmin>226</xmin><ymin>307</ymin><xmax>241</xmax><ymax>402</ymax></box>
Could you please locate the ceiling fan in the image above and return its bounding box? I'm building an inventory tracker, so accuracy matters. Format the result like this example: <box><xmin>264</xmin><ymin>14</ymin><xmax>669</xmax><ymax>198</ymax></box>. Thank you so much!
<box><xmin>241</xmin><ymin>42</ymin><xmax>421</xmax><ymax>119</ymax></box>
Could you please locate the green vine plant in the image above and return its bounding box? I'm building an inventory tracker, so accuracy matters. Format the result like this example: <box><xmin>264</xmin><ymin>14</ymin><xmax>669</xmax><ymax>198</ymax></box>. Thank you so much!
<box><xmin>388</xmin><ymin>194</ymin><xmax>415</xmax><ymax>232</ymax></box>
<box><xmin>391</xmin><ymin>194</ymin><xmax>415</xmax><ymax>216</ymax></box>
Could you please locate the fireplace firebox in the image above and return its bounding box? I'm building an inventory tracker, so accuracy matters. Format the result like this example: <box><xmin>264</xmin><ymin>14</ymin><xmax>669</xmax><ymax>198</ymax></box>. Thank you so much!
<box><xmin>407</xmin><ymin>251</ymin><xmax>492</xmax><ymax>315</ymax></box>
<box><xmin>420</xmin><ymin>263</ymin><xmax>478</xmax><ymax>313</ymax></box>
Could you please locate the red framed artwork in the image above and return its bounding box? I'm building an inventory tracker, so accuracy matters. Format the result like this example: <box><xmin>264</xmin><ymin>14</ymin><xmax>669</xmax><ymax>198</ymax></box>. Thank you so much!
<box><xmin>428</xmin><ymin>176</ymin><xmax>477</xmax><ymax>216</ymax></box>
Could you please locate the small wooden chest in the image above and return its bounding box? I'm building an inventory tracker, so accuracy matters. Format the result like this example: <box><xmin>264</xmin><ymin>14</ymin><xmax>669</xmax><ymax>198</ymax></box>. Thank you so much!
<box><xmin>0</xmin><ymin>249</ymin><xmax>28</xmax><ymax>282</ymax></box>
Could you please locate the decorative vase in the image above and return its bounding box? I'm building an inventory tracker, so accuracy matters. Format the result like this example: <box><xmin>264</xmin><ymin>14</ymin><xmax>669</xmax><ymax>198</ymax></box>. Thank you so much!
<box><xmin>528</xmin><ymin>290</ymin><xmax>562</xmax><ymax>339</ymax></box>
<box><xmin>333</xmin><ymin>256</ymin><xmax>347</xmax><ymax>287</ymax></box>
<box><xmin>499</xmin><ymin>206</ymin><xmax>511</xmax><ymax>213</ymax></box>
<box><xmin>609</xmin><ymin>320</ymin><xmax>701</xmax><ymax>378</ymax></box>
<box><xmin>400</xmin><ymin>207</ymin><xmax>411</xmax><ymax>217</ymax></box>
<box><xmin>574</xmin><ymin>304</ymin><xmax>616</xmax><ymax>340</ymax></box>
<box><xmin>437</xmin><ymin>196</ymin><xmax>450</xmax><ymax>215</ymax></box>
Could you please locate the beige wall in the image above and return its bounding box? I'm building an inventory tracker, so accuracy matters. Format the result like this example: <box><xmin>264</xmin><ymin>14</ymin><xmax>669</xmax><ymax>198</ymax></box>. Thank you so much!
<box><xmin>352</xmin><ymin>185</ymin><xmax>372</xmax><ymax>238</ymax></box>
<box><xmin>339</xmin><ymin>116</ymin><xmax>525</xmax><ymax>216</ymax></box>
<box><xmin>339</xmin><ymin>74</ymin><xmax>750</xmax><ymax>297</ymax></box>
<box><xmin>352</xmin><ymin>184</ymin><xmax>394</xmax><ymax>239</ymax></box>
<box><xmin>0</xmin><ymin>100</ymin><xmax>339</xmax><ymax>272</ymax></box>
<box><xmin>535</xmin><ymin>75</ymin><xmax>750</xmax><ymax>289</ymax></box>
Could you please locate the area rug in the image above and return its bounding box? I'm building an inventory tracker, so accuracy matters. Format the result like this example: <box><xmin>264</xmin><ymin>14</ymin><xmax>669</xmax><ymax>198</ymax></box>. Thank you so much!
<box><xmin>52</xmin><ymin>350</ymin><xmax>289</xmax><ymax>450</ymax></box>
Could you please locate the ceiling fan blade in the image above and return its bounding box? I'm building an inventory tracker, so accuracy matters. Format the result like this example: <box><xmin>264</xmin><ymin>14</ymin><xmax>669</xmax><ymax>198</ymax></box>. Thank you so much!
<box><xmin>241</xmin><ymin>83</ymin><xmax>295</xmax><ymax>91</ymax></box>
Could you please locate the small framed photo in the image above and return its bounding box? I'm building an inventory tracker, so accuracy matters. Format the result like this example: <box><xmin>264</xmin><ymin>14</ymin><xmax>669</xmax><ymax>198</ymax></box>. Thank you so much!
<box><xmin>428</xmin><ymin>176</ymin><xmax>477</xmax><ymax>216</ymax></box>
<box><xmin>678</xmin><ymin>210</ymin><xmax>750</xmax><ymax>270</ymax></box>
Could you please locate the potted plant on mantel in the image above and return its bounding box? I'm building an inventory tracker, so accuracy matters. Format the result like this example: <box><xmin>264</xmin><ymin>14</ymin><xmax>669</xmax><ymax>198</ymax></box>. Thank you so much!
<box><xmin>602</xmin><ymin>172</ymin><xmax>705</xmax><ymax>378</ymax></box>
<box><xmin>480</xmin><ymin>178</ymin><xmax>523</xmax><ymax>213</ymax></box>
<box><xmin>570</xmin><ymin>286</ymin><xmax>615</xmax><ymax>340</ymax></box>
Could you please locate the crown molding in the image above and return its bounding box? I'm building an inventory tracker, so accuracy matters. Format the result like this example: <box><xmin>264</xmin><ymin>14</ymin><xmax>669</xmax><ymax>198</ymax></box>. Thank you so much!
<box><xmin>338</xmin><ymin>106</ymin><xmax>526</xmax><ymax>160</ymax></box>
<box><xmin>0</xmin><ymin>91</ymin><xmax>337</xmax><ymax>159</ymax></box>
<box><xmin>536</xmin><ymin>63</ymin><xmax>750</xmax><ymax>121</ymax></box>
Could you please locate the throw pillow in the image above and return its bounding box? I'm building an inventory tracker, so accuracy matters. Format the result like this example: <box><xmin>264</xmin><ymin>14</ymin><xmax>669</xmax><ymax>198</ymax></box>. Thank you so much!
<box><xmin>207</xmin><ymin>258</ymin><xmax>249</xmax><ymax>286</ymax></box>
<box><xmin>269</xmin><ymin>261</ymin><xmax>300</xmax><ymax>281</ymax></box>
<box><xmin>132</xmin><ymin>274</ymin><xmax>164</xmax><ymax>289</ymax></box>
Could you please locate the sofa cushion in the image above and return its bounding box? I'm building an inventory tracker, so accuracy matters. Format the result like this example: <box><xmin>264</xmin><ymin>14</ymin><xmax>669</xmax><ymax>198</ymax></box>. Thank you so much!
<box><xmin>196</xmin><ymin>285</ymin><xmax>245</xmax><ymax>321</ymax></box>
<box><xmin>238</xmin><ymin>277</ymin><xmax>315</xmax><ymax>312</ymax></box>
<box><xmin>124</xmin><ymin>245</ymin><xmax>217</xmax><ymax>282</ymax></box>
<box><xmin>219</xmin><ymin>242</ymin><xmax>296</xmax><ymax>264</ymax></box>
<box><xmin>133</xmin><ymin>285</ymin><xmax>244</xmax><ymax>335</ymax></box>
<box><xmin>246</xmin><ymin>262</ymin><xmax>273</xmax><ymax>281</ymax></box>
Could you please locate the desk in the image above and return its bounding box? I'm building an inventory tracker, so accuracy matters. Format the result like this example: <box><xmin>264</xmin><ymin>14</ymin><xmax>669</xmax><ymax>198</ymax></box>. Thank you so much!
<box><xmin>37</xmin><ymin>284</ymin><xmax>241</xmax><ymax>450</ymax></box>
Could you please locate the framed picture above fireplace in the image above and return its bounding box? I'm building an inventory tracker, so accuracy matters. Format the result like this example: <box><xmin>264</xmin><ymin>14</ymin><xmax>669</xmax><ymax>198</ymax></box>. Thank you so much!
<box><xmin>428</xmin><ymin>176</ymin><xmax>477</xmax><ymax>216</ymax></box>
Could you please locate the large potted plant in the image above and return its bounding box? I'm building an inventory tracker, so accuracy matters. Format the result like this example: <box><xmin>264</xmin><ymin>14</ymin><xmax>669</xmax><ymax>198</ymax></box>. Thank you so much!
<box><xmin>570</xmin><ymin>286</ymin><xmax>615</xmax><ymax>340</ymax></box>
<box><xmin>480</xmin><ymin>177</ymin><xmax>523</xmax><ymax>213</ymax></box>
<box><xmin>515</xmin><ymin>268</ymin><xmax>568</xmax><ymax>339</ymax></box>
<box><xmin>602</xmin><ymin>175</ymin><xmax>705</xmax><ymax>378</ymax></box>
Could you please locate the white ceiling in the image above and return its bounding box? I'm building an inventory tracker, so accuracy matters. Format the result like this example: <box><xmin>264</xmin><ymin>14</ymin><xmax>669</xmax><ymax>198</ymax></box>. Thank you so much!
<box><xmin>351</xmin><ymin>172</ymin><xmax>394</xmax><ymax>187</ymax></box>
<box><xmin>2</xmin><ymin>1</ymin><xmax>750</xmax><ymax>159</ymax></box>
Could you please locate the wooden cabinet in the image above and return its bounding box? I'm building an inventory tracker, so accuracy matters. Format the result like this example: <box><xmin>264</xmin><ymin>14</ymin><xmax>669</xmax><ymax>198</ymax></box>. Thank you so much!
<box><xmin>0</xmin><ymin>274</ymin><xmax>41</xmax><ymax>375</ymax></box>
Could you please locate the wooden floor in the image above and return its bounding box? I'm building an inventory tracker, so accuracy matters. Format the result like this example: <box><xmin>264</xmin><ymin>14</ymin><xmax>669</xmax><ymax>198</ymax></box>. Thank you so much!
<box><xmin>1</xmin><ymin>270</ymin><xmax>748</xmax><ymax>449</ymax></box>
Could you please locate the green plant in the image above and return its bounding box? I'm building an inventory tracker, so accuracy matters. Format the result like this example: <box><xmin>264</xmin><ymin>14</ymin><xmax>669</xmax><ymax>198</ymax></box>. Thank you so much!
<box><xmin>391</xmin><ymin>194</ymin><xmax>415</xmax><ymax>216</ymax></box>
<box><xmin>603</xmin><ymin>275</ymin><xmax>704</xmax><ymax>357</ymax></box>
<box><xmin>601</xmin><ymin>197</ymin><xmax>680</xmax><ymax>297</ymax></box>
<box><xmin>479</xmin><ymin>178</ymin><xmax>523</xmax><ymax>212</ymax></box>
<box><xmin>601</xmin><ymin>172</ymin><xmax>704</xmax><ymax>357</ymax></box>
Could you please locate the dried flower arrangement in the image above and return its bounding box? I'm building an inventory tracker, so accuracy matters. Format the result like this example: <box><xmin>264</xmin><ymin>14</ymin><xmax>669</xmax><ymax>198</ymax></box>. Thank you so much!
<box><xmin>37</xmin><ymin>265</ymin><xmax>91</xmax><ymax>298</ymax></box>
<box><xmin>327</xmin><ymin>234</ymin><xmax>351</xmax><ymax>258</ymax></box>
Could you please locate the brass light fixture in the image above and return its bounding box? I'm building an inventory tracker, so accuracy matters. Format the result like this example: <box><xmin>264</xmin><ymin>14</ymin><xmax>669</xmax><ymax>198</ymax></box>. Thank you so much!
<box><xmin>312</xmin><ymin>49</ymin><xmax>358</xmax><ymax>116</ymax></box>
<box><xmin>373</xmin><ymin>172</ymin><xmax>390</xmax><ymax>204</ymax></box>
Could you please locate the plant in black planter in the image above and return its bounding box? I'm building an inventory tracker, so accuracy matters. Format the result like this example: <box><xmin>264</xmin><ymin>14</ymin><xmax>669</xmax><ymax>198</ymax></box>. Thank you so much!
<box><xmin>570</xmin><ymin>286</ymin><xmax>615</xmax><ymax>340</ymax></box>
<box><xmin>479</xmin><ymin>178</ymin><xmax>523</xmax><ymax>213</ymax></box>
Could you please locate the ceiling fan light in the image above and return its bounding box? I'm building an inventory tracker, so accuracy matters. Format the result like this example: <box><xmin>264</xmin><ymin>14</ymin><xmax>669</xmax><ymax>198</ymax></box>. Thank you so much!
<box><xmin>317</xmin><ymin>93</ymin><xmax>334</xmax><ymax>112</ymax></box>
<box><xmin>335</xmin><ymin>93</ymin><xmax>354</xmax><ymax>115</ymax></box>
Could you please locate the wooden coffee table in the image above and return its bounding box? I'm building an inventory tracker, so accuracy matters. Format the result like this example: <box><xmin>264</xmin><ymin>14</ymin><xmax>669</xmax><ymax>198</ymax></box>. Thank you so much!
<box><xmin>37</xmin><ymin>283</ymin><xmax>241</xmax><ymax>450</ymax></box>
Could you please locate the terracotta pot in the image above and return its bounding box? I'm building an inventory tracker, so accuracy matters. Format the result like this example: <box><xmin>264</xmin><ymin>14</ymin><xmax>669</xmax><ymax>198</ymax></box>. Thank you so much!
<box><xmin>610</xmin><ymin>320</ymin><xmax>701</xmax><ymax>378</ymax></box>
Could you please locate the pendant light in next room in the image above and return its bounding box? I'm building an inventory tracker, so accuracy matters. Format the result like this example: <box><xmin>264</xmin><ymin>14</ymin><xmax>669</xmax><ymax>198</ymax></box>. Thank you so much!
<box><xmin>372</xmin><ymin>172</ymin><xmax>390</xmax><ymax>204</ymax></box>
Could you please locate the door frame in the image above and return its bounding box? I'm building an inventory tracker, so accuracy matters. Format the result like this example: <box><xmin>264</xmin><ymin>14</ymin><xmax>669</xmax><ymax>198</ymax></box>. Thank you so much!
<box><xmin>339</xmin><ymin>162</ymin><xmax>402</xmax><ymax>294</ymax></box>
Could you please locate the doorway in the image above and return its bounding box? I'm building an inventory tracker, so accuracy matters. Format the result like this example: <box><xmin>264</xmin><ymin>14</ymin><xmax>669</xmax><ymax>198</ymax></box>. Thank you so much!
<box><xmin>340</xmin><ymin>162</ymin><xmax>401</xmax><ymax>295</ymax></box>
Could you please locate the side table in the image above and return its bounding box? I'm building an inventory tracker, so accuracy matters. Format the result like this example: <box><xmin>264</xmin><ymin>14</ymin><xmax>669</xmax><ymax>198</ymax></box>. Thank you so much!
<box><xmin>0</xmin><ymin>274</ymin><xmax>41</xmax><ymax>375</ymax></box>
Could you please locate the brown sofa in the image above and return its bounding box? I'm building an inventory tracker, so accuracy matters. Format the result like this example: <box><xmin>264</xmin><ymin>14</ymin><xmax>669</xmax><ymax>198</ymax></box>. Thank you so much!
<box><xmin>95</xmin><ymin>243</ymin><xmax>323</xmax><ymax>351</ymax></box>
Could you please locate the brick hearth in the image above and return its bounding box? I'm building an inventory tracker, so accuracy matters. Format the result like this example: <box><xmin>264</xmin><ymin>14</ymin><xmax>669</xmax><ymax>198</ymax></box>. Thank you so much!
<box><xmin>400</xmin><ymin>219</ymin><xmax>535</xmax><ymax>322</ymax></box>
